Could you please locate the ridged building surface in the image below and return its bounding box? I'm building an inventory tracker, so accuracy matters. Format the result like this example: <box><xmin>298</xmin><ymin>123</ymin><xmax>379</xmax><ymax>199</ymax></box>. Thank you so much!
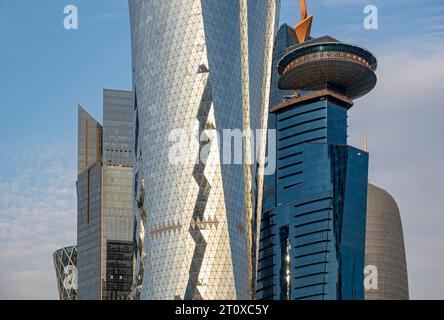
<box><xmin>129</xmin><ymin>0</ymin><xmax>280</xmax><ymax>300</ymax></box>
<box><xmin>365</xmin><ymin>184</ymin><xmax>409</xmax><ymax>300</ymax></box>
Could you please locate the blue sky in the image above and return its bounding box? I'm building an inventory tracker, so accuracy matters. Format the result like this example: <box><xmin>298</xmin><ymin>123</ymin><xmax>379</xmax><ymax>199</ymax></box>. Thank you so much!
<box><xmin>0</xmin><ymin>0</ymin><xmax>132</xmax><ymax>153</ymax></box>
<box><xmin>0</xmin><ymin>0</ymin><xmax>443</xmax><ymax>299</ymax></box>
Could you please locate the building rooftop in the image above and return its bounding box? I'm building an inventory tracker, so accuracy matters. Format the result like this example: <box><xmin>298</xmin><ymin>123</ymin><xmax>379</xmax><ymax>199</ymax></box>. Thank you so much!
<box><xmin>277</xmin><ymin>37</ymin><xmax>378</xmax><ymax>100</ymax></box>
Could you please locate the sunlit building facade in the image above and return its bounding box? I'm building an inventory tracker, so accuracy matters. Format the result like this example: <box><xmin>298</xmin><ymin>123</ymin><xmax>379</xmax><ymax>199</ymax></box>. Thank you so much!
<box><xmin>129</xmin><ymin>0</ymin><xmax>281</xmax><ymax>300</ymax></box>
<box><xmin>257</xmin><ymin>1</ymin><xmax>376</xmax><ymax>300</ymax></box>
<box><xmin>77</xmin><ymin>89</ymin><xmax>134</xmax><ymax>300</ymax></box>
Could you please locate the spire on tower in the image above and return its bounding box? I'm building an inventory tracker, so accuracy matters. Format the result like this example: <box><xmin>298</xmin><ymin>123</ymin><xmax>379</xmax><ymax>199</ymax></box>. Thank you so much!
<box><xmin>300</xmin><ymin>0</ymin><xmax>308</xmax><ymax>20</ymax></box>
<box><xmin>364</xmin><ymin>130</ymin><xmax>368</xmax><ymax>152</ymax></box>
<box><xmin>295</xmin><ymin>0</ymin><xmax>313</xmax><ymax>43</ymax></box>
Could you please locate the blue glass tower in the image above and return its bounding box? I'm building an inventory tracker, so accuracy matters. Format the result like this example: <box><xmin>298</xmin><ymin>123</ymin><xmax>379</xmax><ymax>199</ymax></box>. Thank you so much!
<box><xmin>256</xmin><ymin>3</ymin><xmax>377</xmax><ymax>300</ymax></box>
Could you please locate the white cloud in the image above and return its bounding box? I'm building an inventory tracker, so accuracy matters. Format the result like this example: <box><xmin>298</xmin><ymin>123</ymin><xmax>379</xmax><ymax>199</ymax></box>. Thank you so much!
<box><xmin>349</xmin><ymin>46</ymin><xmax>444</xmax><ymax>299</ymax></box>
<box><xmin>0</xmin><ymin>141</ymin><xmax>76</xmax><ymax>300</ymax></box>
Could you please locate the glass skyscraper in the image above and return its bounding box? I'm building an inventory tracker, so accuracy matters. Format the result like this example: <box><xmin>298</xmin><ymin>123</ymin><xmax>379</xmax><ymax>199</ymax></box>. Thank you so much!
<box><xmin>77</xmin><ymin>89</ymin><xmax>134</xmax><ymax>300</ymax></box>
<box><xmin>53</xmin><ymin>246</ymin><xmax>78</xmax><ymax>300</ymax></box>
<box><xmin>257</xmin><ymin>2</ymin><xmax>377</xmax><ymax>300</ymax></box>
<box><xmin>129</xmin><ymin>0</ymin><xmax>280</xmax><ymax>300</ymax></box>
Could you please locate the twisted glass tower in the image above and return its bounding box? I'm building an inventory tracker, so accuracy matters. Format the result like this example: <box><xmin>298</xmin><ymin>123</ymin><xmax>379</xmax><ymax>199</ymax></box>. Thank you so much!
<box><xmin>129</xmin><ymin>0</ymin><xmax>280</xmax><ymax>300</ymax></box>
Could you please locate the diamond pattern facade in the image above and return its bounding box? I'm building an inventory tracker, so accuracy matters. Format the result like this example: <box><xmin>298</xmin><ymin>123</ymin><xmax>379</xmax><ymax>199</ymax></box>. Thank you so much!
<box><xmin>365</xmin><ymin>184</ymin><xmax>409</xmax><ymax>300</ymax></box>
<box><xmin>129</xmin><ymin>0</ymin><xmax>280</xmax><ymax>300</ymax></box>
<box><xmin>53</xmin><ymin>246</ymin><xmax>78</xmax><ymax>300</ymax></box>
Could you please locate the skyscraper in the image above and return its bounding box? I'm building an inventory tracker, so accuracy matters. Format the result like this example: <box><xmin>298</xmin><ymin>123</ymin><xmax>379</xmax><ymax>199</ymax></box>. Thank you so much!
<box><xmin>129</xmin><ymin>0</ymin><xmax>280</xmax><ymax>300</ymax></box>
<box><xmin>257</xmin><ymin>1</ymin><xmax>376</xmax><ymax>300</ymax></box>
<box><xmin>53</xmin><ymin>246</ymin><xmax>78</xmax><ymax>300</ymax></box>
<box><xmin>77</xmin><ymin>89</ymin><xmax>134</xmax><ymax>300</ymax></box>
<box><xmin>365</xmin><ymin>184</ymin><xmax>409</xmax><ymax>300</ymax></box>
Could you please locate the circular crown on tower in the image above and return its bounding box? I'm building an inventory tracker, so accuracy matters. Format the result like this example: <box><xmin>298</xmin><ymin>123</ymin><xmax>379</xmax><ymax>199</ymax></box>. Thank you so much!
<box><xmin>279</xmin><ymin>1</ymin><xmax>378</xmax><ymax>100</ymax></box>
<box><xmin>278</xmin><ymin>36</ymin><xmax>378</xmax><ymax>99</ymax></box>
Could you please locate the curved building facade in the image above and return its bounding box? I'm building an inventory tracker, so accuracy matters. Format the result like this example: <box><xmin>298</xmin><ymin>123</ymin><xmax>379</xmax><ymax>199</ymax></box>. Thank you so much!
<box><xmin>129</xmin><ymin>0</ymin><xmax>280</xmax><ymax>300</ymax></box>
<box><xmin>365</xmin><ymin>184</ymin><xmax>409</xmax><ymax>300</ymax></box>
<box><xmin>53</xmin><ymin>246</ymin><xmax>78</xmax><ymax>300</ymax></box>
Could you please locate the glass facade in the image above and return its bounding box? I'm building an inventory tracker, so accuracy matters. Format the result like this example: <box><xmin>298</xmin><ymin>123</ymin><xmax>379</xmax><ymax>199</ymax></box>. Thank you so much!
<box><xmin>53</xmin><ymin>246</ymin><xmax>78</xmax><ymax>300</ymax></box>
<box><xmin>103</xmin><ymin>89</ymin><xmax>133</xmax><ymax>167</ymax></box>
<box><xmin>77</xmin><ymin>108</ymin><xmax>103</xmax><ymax>300</ymax></box>
<box><xmin>257</xmin><ymin>24</ymin><xmax>373</xmax><ymax>300</ymax></box>
<box><xmin>365</xmin><ymin>184</ymin><xmax>409</xmax><ymax>300</ymax></box>
<box><xmin>270</xmin><ymin>24</ymin><xmax>297</xmax><ymax>107</ymax></box>
<box><xmin>77</xmin><ymin>106</ymin><xmax>103</xmax><ymax>175</ymax></box>
<box><xmin>129</xmin><ymin>0</ymin><xmax>280</xmax><ymax>300</ymax></box>
<box><xmin>257</xmin><ymin>96</ymin><xmax>369</xmax><ymax>300</ymax></box>
<box><xmin>101</xmin><ymin>89</ymin><xmax>134</xmax><ymax>300</ymax></box>
<box><xmin>104</xmin><ymin>240</ymin><xmax>134</xmax><ymax>300</ymax></box>
<box><xmin>131</xmin><ymin>90</ymin><xmax>147</xmax><ymax>300</ymax></box>
<box><xmin>76</xmin><ymin>90</ymin><xmax>134</xmax><ymax>300</ymax></box>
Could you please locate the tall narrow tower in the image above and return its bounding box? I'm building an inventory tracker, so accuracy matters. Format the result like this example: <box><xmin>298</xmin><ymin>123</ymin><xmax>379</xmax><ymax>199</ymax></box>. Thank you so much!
<box><xmin>77</xmin><ymin>89</ymin><xmax>134</xmax><ymax>300</ymax></box>
<box><xmin>257</xmin><ymin>1</ymin><xmax>377</xmax><ymax>300</ymax></box>
<box><xmin>129</xmin><ymin>0</ymin><xmax>281</xmax><ymax>300</ymax></box>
